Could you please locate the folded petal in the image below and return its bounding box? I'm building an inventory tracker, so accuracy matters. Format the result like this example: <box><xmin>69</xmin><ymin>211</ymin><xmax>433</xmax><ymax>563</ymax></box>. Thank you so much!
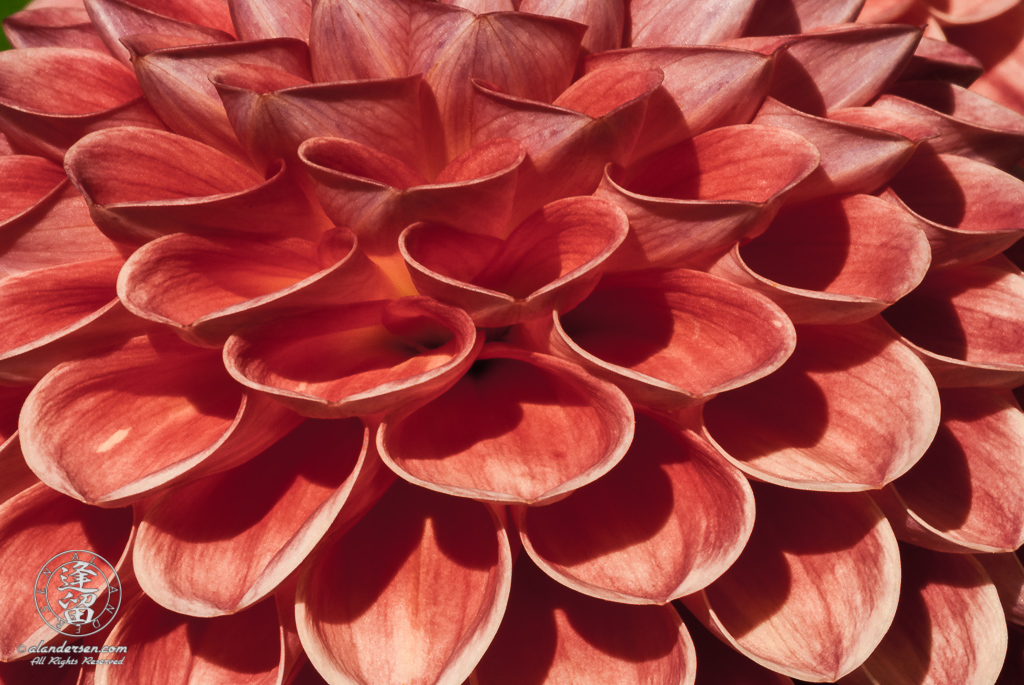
<box><xmin>2</xmin><ymin>7</ymin><xmax>108</xmax><ymax>52</ymax></box>
<box><xmin>518</xmin><ymin>412</ymin><xmax>754</xmax><ymax>604</ymax></box>
<box><xmin>703</xmin><ymin>320</ymin><xmax>940</xmax><ymax>490</ymax></box>
<box><xmin>684</xmin><ymin>486</ymin><xmax>901</xmax><ymax>682</ymax></box>
<box><xmin>629</xmin><ymin>0</ymin><xmax>755</xmax><ymax>46</ymax></box>
<box><xmin>225</xmin><ymin>297</ymin><xmax>481</xmax><ymax>419</ymax></box>
<box><xmin>379</xmin><ymin>344</ymin><xmax>634</xmax><ymax>505</ymax></box>
<box><xmin>473</xmin><ymin>555</ymin><xmax>695</xmax><ymax>684</ymax></box>
<box><xmin>547</xmin><ymin>268</ymin><xmax>795</xmax><ymax>409</ymax></box>
<box><xmin>229</xmin><ymin>0</ymin><xmax>312</xmax><ymax>41</ymax></box>
<box><xmin>519</xmin><ymin>0</ymin><xmax>624</xmax><ymax>53</ymax></box>
<box><xmin>20</xmin><ymin>332</ymin><xmax>302</xmax><ymax>506</ymax></box>
<box><xmin>296</xmin><ymin>479</ymin><xmax>512</xmax><ymax>685</ymax></box>
<box><xmin>712</xmin><ymin>194</ymin><xmax>931</xmax><ymax>324</ymax></box>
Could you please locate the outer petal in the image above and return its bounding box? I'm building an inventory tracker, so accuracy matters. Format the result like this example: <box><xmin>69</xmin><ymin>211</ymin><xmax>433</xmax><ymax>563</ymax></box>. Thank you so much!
<box><xmin>519</xmin><ymin>0</ymin><xmax>624</xmax><ymax>53</ymax></box>
<box><xmin>296</xmin><ymin>479</ymin><xmax>512</xmax><ymax>685</ymax></box>
<box><xmin>378</xmin><ymin>344</ymin><xmax>634</xmax><ymax>505</ymax></box>
<box><xmin>518</xmin><ymin>413</ymin><xmax>754</xmax><ymax>605</ymax></box>
<box><xmin>20</xmin><ymin>332</ymin><xmax>302</xmax><ymax>506</ymax></box>
<box><xmin>2</xmin><ymin>7</ymin><xmax>108</xmax><ymax>52</ymax></box>
<box><xmin>473</xmin><ymin>555</ymin><xmax>695</xmax><ymax>684</ymax></box>
<box><xmin>629</xmin><ymin>0</ymin><xmax>755</xmax><ymax>46</ymax></box>
<box><xmin>683</xmin><ymin>486</ymin><xmax>901</xmax><ymax>682</ymax></box>
<box><xmin>229</xmin><ymin>0</ymin><xmax>311</xmax><ymax>40</ymax></box>
<box><xmin>702</xmin><ymin>320</ymin><xmax>940</xmax><ymax>490</ymax></box>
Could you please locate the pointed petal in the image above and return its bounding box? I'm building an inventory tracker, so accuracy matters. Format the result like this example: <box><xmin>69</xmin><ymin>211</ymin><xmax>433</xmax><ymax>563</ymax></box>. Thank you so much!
<box><xmin>746</xmin><ymin>0</ymin><xmax>864</xmax><ymax>34</ymax></box>
<box><xmin>379</xmin><ymin>344</ymin><xmax>634</xmax><ymax>505</ymax></box>
<box><xmin>703</xmin><ymin>320</ymin><xmax>940</xmax><ymax>490</ymax></box>
<box><xmin>229</xmin><ymin>0</ymin><xmax>311</xmax><ymax>41</ymax></box>
<box><xmin>519</xmin><ymin>413</ymin><xmax>754</xmax><ymax>604</ymax></box>
<box><xmin>629</xmin><ymin>0</ymin><xmax>755</xmax><ymax>46</ymax></box>
<box><xmin>3</xmin><ymin>7</ymin><xmax>108</xmax><ymax>52</ymax></box>
<box><xmin>899</xmin><ymin>36</ymin><xmax>985</xmax><ymax>87</ymax></box>
<box><xmin>684</xmin><ymin>486</ymin><xmax>901</xmax><ymax>682</ymax></box>
<box><xmin>297</xmin><ymin>480</ymin><xmax>512</xmax><ymax>685</ymax></box>
<box><xmin>519</xmin><ymin>0</ymin><xmax>624</xmax><ymax>53</ymax></box>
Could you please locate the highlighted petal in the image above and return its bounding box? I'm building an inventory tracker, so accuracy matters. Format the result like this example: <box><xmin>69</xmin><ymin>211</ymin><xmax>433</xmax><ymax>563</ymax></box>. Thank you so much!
<box><xmin>297</xmin><ymin>480</ymin><xmax>511</xmax><ymax>685</ymax></box>
<box><xmin>703</xmin><ymin>320</ymin><xmax>940</xmax><ymax>490</ymax></box>
<box><xmin>20</xmin><ymin>332</ymin><xmax>302</xmax><ymax>506</ymax></box>
<box><xmin>379</xmin><ymin>344</ymin><xmax>634</xmax><ymax>505</ymax></box>
<box><xmin>518</xmin><ymin>413</ymin><xmax>754</xmax><ymax>604</ymax></box>
<box><xmin>684</xmin><ymin>486</ymin><xmax>901</xmax><ymax>682</ymax></box>
<box><xmin>630</xmin><ymin>0</ymin><xmax>755</xmax><ymax>46</ymax></box>
<box><xmin>229</xmin><ymin>0</ymin><xmax>312</xmax><ymax>40</ymax></box>
<box><xmin>3</xmin><ymin>7</ymin><xmax>108</xmax><ymax>52</ymax></box>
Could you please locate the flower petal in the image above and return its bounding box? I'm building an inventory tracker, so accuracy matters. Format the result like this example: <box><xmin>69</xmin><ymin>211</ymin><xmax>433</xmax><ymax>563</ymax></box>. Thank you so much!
<box><xmin>681</xmin><ymin>611</ymin><xmax>795</xmax><ymax>685</ymax></box>
<box><xmin>0</xmin><ymin>155</ymin><xmax>66</xmax><ymax>223</ymax></box>
<box><xmin>745</xmin><ymin>0</ymin><xmax>864</xmax><ymax>35</ymax></box>
<box><xmin>519</xmin><ymin>0</ymin><xmax>624</xmax><ymax>53</ymax></box>
<box><xmin>379</xmin><ymin>344</ymin><xmax>634</xmax><ymax>505</ymax></box>
<box><xmin>975</xmin><ymin>551</ymin><xmax>1024</xmax><ymax>626</ymax></box>
<box><xmin>3</xmin><ymin>6</ymin><xmax>108</xmax><ymax>52</ymax></box>
<box><xmin>229</xmin><ymin>0</ymin><xmax>312</xmax><ymax>41</ymax></box>
<box><xmin>296</xmin><ymin>479</ymin><xmax>512</xmax><ymax>685</ymax></box>
<box><xmin>629</xmin><ymin>0</ymin><xmax>755</xmax><ymax>46</ymax></box>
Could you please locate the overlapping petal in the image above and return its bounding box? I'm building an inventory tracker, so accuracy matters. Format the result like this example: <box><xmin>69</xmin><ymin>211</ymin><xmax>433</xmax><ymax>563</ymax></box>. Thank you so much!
<box><xmin>2</xmin><ymin>6</ymin><xmax>108</xmax><ymax>53</ymax></box>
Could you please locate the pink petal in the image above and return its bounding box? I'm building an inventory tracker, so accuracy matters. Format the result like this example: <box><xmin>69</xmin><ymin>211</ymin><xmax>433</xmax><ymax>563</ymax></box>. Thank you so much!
<box><xmin>882</xmin><ymin>256</ymin><xmax>1024</xmax><ymax>387</ymax></box>
<box><xmin>684</xmin><ymin>486</ymin><xmax>901</xmax><ymax>681</ymax></box>
<box><xmin>713</xmin><ymin>194</ymin><xmax>931</xmax><ymax>324</ymax></box>
<box><xmin>944</xmin><ymin>5</ymin><xmax>1024</xmax><ymax>114</ymax></box>
<box><xmin>745</xmin><ymin>0</ymin><xmax>864</xmax><ymax>34</ymax></box>
<box><xmin>401</xmin><ymin>197</ymin><xmax>629</xmax><ymax>327</ymax></box>
<box><xmin>703</xmin><ymin>320</ymin><xmax>940</xmax><ymax>490</ymax></box>
<box><xmin>844</xmin><ymin>546</ymin><xmax>1007</xmax><ymax>685</ymax></box>
<box><xmin>0</xmin><ymin>47</ymin><xmax>163</xmax><ymax>160</ymax></box>
<box><xmin>975</xmin><ymin>552</ymin><xmax>1024</xmax><ymax>626</ymax></box>
<box><xmin>928</xmin><ymin>0</ymin><xmax>1018</xmax><ymax>23</ymax></box>
<box><xmin>519</xmin><ymin>0</ymin><xmax>624</xmax><ymax>53</ymax></box>
<box><xmin>473</xmin><ymin>555</ymin><xmax>695</xmax><ymax>684</ymax></box>
<box><xmin>898</xmin><ymin>36</ymin><xmax>985</xmax><ymax>87</ymax></box>
<box><xmin>20</xmin><ymin>332</ymin><xmax>301</xmax><ymax>506</ymax></box>
<box><xmin>224</xmin><ymin>297</ymin><xmax>481</xmax><ymax>419</ymax></box>
<box><xmin>229</xmin><ymin>0</ymin><xmax>312</xmax><ymax>40</ymax></box>
<box><xmin>518</xmin><ymin>412</ymin><xmax>754</xmax><ymax>604</ymax></box>
<box><xmin>546</xmin><ymin>268</ymin><xmax>796</xmax><ymax>408</ymax></box>
<box><xmin>682</xmin><ymin>611</ymin><xmax>795</xmax><ymax>685</ymax></box>
<box><xmin>379</xmin><ymin>344</ymin><xmax>634</xmax><ymax>505</ymax></box>
<box><xmin>0</xmin><ymin>483</ymin><xmax>131</xmax><ymax>660</ymax></box>
<box><xmin>134</xmin><ymin>418</ymin><xmax>392</xmax><ymax>616</ymax></box>
<box><xmin>297</xmin><ymin>479</ymin><xmax>512</xmax><ymax>685</ymax></box>
<box><xmin>883</xmin><ymin>151</ymin><xmax>1024</xmax><ymax>267</ymax></box>
<box><xmin>2</xmin><ymin>7</ymin><xmax>108</xmax><ymax>52</ymax></box>
<box><xmin>629</xmin><ymin>0</ymin><xmax>755</xmax><ymax>46</ymax></box>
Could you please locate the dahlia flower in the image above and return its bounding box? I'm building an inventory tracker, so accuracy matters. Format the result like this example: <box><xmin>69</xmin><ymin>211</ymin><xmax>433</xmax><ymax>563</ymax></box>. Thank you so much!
<box><xmin>1</xmin><ymin>0</ymin><xmax>1024</xmax><ymax>683</ymax></box>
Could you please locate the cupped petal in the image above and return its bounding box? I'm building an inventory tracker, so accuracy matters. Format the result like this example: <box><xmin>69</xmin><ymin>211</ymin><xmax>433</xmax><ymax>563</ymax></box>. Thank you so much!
<box><xmin>65</xmin><ymin>128</ymin><xmax>328</xmax><ymax>245</ymax></box>
<box><xmin>711</xmin><ymin>194</ymin><xmax>931</xmax><ymax>324</ymax></box>
<box><xmin>928</xmin><ymin>0</ymin><xmax>1018</xmax><ymax>23</ymax></box>
<box><xmin>95</xmin><ymin>595</ymin><xmax>283</xmax><ymax>685</ymax></box>
<box><xmin>2</xmin><ymin>7</ymin><xmax>108</xmax><ymax>52</ymax></box>
<box><xmin>841</xmin><ymin>546</ymin><xmax>1007</xmax><ymax>685</ymax></box>
<box><xmin>703</xmin><ymin>319</ymin><xmax>940</xmax><ymax>490</ymax></box>
<box><xmin>745</xmin><ymin>0</ymin><xmax>864</xmax><ymax>35</ymax></box>
<box><xmin>975</xmin><ymin>551</ymin><xmax>1024</xmax><ymax>626</ymax></box>
<box><xmin>547</xmin><ymin>268</ymin><xmax>795</xmax><ymax>409</ymax></box>
<box><xmin>882</xmin><ymin>256</ymin><xmax>1024</xmax><ymax>387</ymax></box>
<box><xmin>0</xmin><ymin>483</ymin><xmax>132</xmax><ymax>661</ymax></box>
<box><xmin>401</xmin><ymin>196</ymin><xmax>628</xmax><ymax>327</ymax></box>
<box><xmin>134</xmin><ymin>418</ymin><xmax>391</xmax><ymax>617</ymax></box>
<box><xmin>683</xmin><ymin>486</ymin><xmax>901</xmax><ymax>682</ymax></box>
<box><xmin>20</xmin><ymin>331</ymin><xmax>302</xmax><ymax>506</ymax></box>
<box><xmin>518</xmin><ymin>412</ymin><xmax>754</xmax><ymax>605</ymax></box>
<box><xmin>752</xmin><ymin>97</ymin><xmax>917</xmax><ymax>201</ymax></box>
<box><xmin>0</xmin><ymin>47</ymin><xmax>163</xmax><ymax>160</ymax></box>
<box><xmin>473</xmin><ymin>555</ymin><xmax>695</xmax><ymax>684</ymax></box>
<box><xmin>117</xmin><ymin>229</ymin><xmax>394</xmax><ymax>345</ymax></box>
<box><xmin>883</xmin><ymin>151</ymin><xmax>1024</xmax><ymax>267</ymax></box>
<box><xmin>297</xmin><ymin>479</ymin><xmax>512</xmax><ymax>685</ymax></box>
<box><xmin>519</xmin><ymin>0</ymin><xmax>624</xmax><ymax>53</ymax></box>
<box><xmin>629</xmin><ymin>0</ymin><xmax>755</xmax><ymax>46</ymax></box>
<box><xmin>378</xmin><ymin>343</ymin><xmax>634</xmax><ymax>505</ymax></box>
<box><xmin>681</xmin><ymin>611</ymin><xmax>795</xmax><ymax>685</ymax></box>
<box><xmin>224</xmin><ymin>297</ymin><xmax>481</xmax><ymax>419</ymax></box>
<box><xmin>229</xmin><ymin>0</ymin><xmax>311</xmax><ymax>41</ymax></box>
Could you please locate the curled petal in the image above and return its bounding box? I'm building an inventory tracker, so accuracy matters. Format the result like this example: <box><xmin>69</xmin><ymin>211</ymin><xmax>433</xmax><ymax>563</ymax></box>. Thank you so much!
<box><xmin>548</xmin><ymin>269</ymin><xmax>796</xmax><ymax>409</ymax></box>
<box><xmin>703</xmin><ymin>320</ymin><xmax>940</xmax><ymax>490</ymax></box>
<box><xmin>519</xmin><ymin>0</ymin><xmax>624</xmax><ymax>53</ymax></box>
<box><xmin>20</xmin><ymin>332</ymin><xmax>302</xmax><ymax>506</ymax></box>
<box><xmin>225</xmin><ymin>297</ymin><xmax>481</xmax><ymax>419</ymax></box>
<box><xmin>2</xmin><ymin>7</ymin><xmax>108</xmax><ymax>52</ymax></box>
<box><xmin>629</xmin><ymin>0</ymin><xmax>755</xmax><ymax>46</ymax></box>
<box><xmin>229</xmin><ymin>0</ymin><xmax>312</xmax><ymax>40</ymax></box>
<box><xmin>474</xmin><ymin>555</ymin><xmax>695</xmax><ymax>684</ymax></box>
<box><xmin>684</xmin><ymin>486</ymin><xmax>901</xmax><ymax>682</ymax></box>
<box><xmin>712</xmin><ymin>194</ymin><xmax>931</xmax><ymax>324</ymax></box>
<box><xmin>379</xmin><ymin>344</ymin><xmax>634</xmax><ymax>505</ymax></box>
<box><xmin>883</xmin><ymin>256</ymin><xmax>1024</xmax><ymax>387</ymax></box>
<box><xmin>927</xmin><ymin>0</ymin><xmax>1018</xmax><ymax>23</ymax></box>
<box><xmin>297</xmin><ymin>480</ymin><xmax>512</xmax><ymax>685</ymax></box>
<box><xmin>402</xmin><ymin>197</ymin><xmax>628</xmax><ymax>327</ymax></box>
<box><xmin>518</xmin><ymin>413</ymin><xmax>754</xmax><ymax>604</ymax></box>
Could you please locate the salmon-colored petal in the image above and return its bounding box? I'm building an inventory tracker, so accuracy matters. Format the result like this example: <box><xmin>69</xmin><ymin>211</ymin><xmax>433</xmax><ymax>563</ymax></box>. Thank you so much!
<box><xmin>944</xmin><ymin>4</ymin><xmax>1024</xmax><ymax>114</ymax></box>
<box><xmin>0</xmin><ymin>47</ymin><xmax>163</xmax><ymax>160</ymax></box>
<box><xmin>684</xmin><ymin>486</ymin><xmax>901</xmax><ymax>682</ymax></box>
<box><xmin>547</xmin><ymin>268</ymin><xmax>795</xmax><ymax>409</ymax></box>
<box><xmin>0</xmin><ymin>155</ymin><xmax>66</xmax><ymax>223</ymax></box>
<box><xmin>842</xmin><ymin>546</ymin><xmax>1007</xmax><ymax>685</ymax></box>
<box><xmin>975</xmin><ymin>552</ymin><xmax>1024</xmax><ymax>626</ymax></box>
<box><xmin>473</xmin><ymin>555</ymin><xmax>695</xmax><ymax>684</ymax></box>
<box><xmin>929</xmin><ymin>0</ymin><xmax>1017</xmax><ymax>23</ymax></box>
<box><xmin>883</xmin><ymin>256</ymin><xmax>1024</xmax><ymax>387</ymax></box>
<box><xmin>0</xmin><ymin>483</ymin><xmax>131</xmax><ymax>661</ymax></box>
<box><xmin>518</xmin><ymin>413</ymin><xmax>754</xmax><ymax>604</ymax></box>
<box><xmin>871</xmin><ymin>387</ymin><xmax>1024</xmax><ymax>552</ymax></box>
<box><xmin>20</xmin><ymin>332</ymin><xmax>302</xmax><ymax>506</ymax></box>
<box><xmin>746</xmin><ymin>0</ymin><xmax>864</xmax><ymax>35</ymax></box>
<box><xmin>95</xmin><ymin>595</ymin><xmax>282</xmax><ymax>685</ymax></box>
<box><xmin>379</xmin><ymin>344</ymin><xmax>634</xmax><ymax>505</ymax></box>
<box><xmin>229</xmin><ymin>0</ymin><xmax>311</xmax><ymax>40</ymax></box>
<box><xmin>629</xmin><ymin>0</ymin><xmax>755</xmax><ymax>46</ymax></box>
<box><xmin>3</xmin><ymin>7</ymin><xmax>108</xmax><ymax>52</ymax></box>
<box><xmin>402</xmin><ymin>197</ymin><xmax>628</xmax><ymax>327</ymax></box>
<box><xmin>297</xmin><ymin>479</ymin><xmax>512</xmax><ymax>685</ymax></box>
<box><xmin>713</xmin><ymin>194</ymin><xmax>931</xmax><ymax>324</ymax></box>
<box><xmin>519</xmin><ymin>0</ymin><xmax>624</xmax><ymax>53</ymax></box>
<box><xmin>703</xmin><ymin>320</ymin><xmax>940</xmax><ymax>490</ymax></box>
<box><xmin>898</xmin><ymin>36</ymin><xmax>984</xmax><ymax>87</ymax></box>
<box><xmin>134</xmin><ymin>418</ymin><xmax>391</xmax><ymax>616</ymax></box>
<box><xmin>681</xmin><ymin>611</ymin><xmax>795</xmax><ymax>685</ymax></box>
<box><xmin>225</xmin><ymin>297</ymin><xmax>481</xmax><ymax>419</ymax></box>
